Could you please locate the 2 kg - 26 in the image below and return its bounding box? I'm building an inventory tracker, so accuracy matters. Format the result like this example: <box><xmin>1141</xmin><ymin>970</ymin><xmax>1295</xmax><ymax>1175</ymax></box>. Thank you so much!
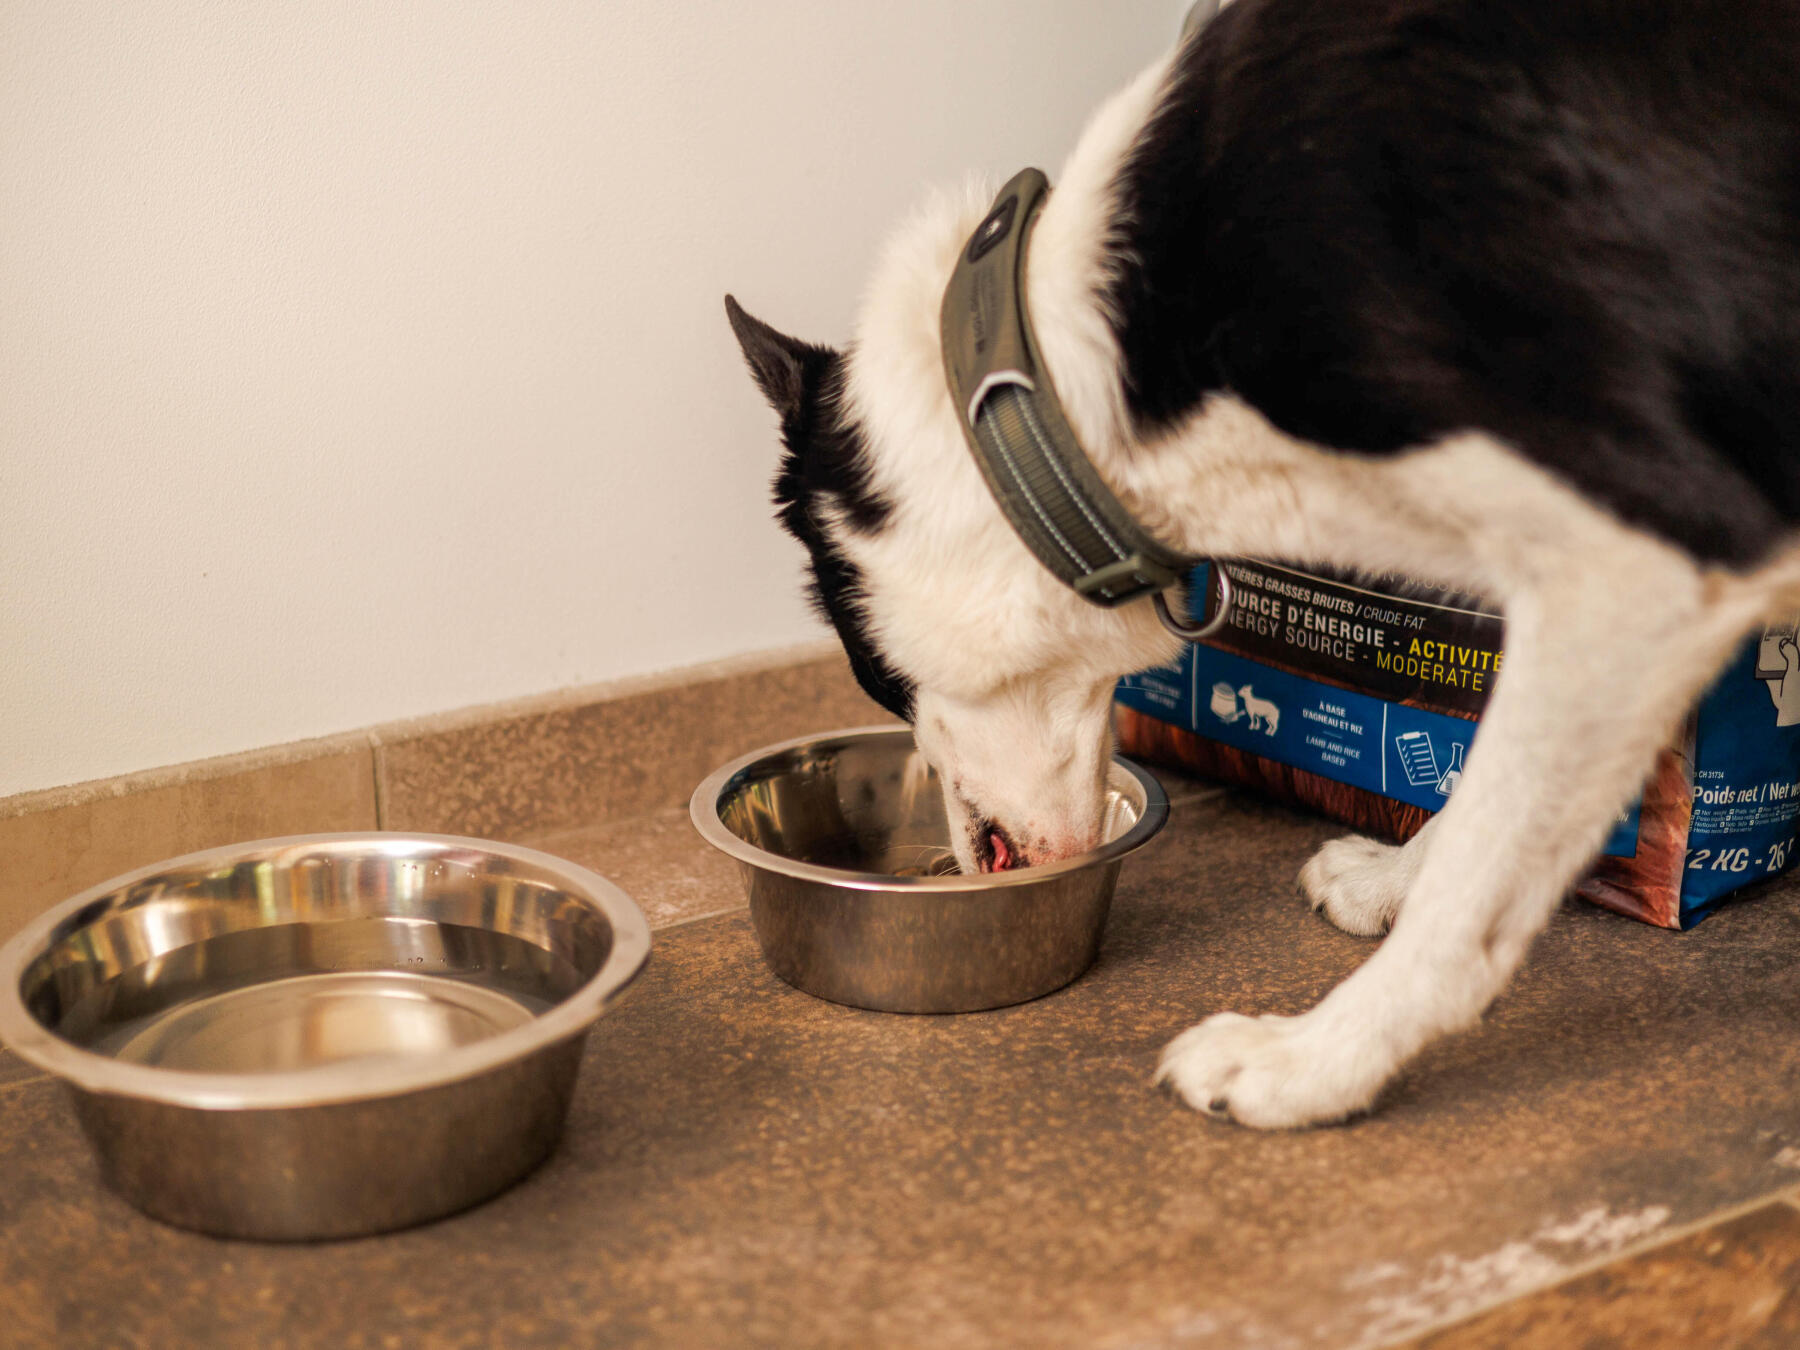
<box><xmin>1686</xmin><ymin>838</ymin><xmax>1795</xmax><ymax>874</ymax></box>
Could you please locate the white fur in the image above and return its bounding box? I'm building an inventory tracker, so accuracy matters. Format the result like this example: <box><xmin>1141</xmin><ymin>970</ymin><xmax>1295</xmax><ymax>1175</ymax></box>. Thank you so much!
<box><xmin>835</xmin><ymin>48</ymin><xmax>1800</xmax><ymax>1124</ymax></box>
<box><xmin>1299</xmin><ymin>825</ymin><xmax>1431</xmax><ymax>936</ymax></box>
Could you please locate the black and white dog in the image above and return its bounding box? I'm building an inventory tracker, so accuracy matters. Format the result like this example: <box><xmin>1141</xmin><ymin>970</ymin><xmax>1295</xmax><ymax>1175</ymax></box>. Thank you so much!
<box><xmin>726</xmin><ymin>0</ymin><xmax>1800</xmax><ymax>1128</ymax></box>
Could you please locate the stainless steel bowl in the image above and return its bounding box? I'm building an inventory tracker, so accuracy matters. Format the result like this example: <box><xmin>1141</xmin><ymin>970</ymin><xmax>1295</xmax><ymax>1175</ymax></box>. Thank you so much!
<box><xmin>0</xmin><ymin>833</ymin><xmax>651</xmax><ymax>1241</ymax></box>
<box><xmin>690</xmin><ymin>727</ymin><xmax>1169</xmax><ymax>1013</ymax></box>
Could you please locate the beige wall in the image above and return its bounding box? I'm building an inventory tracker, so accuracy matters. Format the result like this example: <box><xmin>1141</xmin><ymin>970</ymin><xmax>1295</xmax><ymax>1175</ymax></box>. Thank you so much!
<box><xmin>1</xmin><ymin>2</ymin><xmax>1175</xmax><ymax>798</ymax></box>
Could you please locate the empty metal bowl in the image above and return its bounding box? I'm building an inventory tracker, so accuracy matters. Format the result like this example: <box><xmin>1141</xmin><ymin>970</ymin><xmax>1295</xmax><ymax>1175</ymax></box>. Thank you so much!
<box><xmin>690</xmin><ymin>726</ymin><xmax>1169</xmax><ymax>1013</ymax></box>
<box><xmin>0</xmin><ymin>833</ymin><xmax>651</xmax><ymax>1241</ymax></box>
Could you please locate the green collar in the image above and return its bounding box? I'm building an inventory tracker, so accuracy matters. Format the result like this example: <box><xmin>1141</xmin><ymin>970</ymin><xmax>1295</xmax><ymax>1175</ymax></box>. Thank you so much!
<box><xmin>939</xmin><ymin>168</ymin><xmax>1232</xmax><ymax>641</ymax></box>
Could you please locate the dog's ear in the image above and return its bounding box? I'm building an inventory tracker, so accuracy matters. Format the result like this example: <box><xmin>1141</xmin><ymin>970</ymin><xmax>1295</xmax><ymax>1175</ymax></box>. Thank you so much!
<box><xmin>725</xmin><ymin>294</ymin><xmax>821</xmax><ymax>421</ymax></box>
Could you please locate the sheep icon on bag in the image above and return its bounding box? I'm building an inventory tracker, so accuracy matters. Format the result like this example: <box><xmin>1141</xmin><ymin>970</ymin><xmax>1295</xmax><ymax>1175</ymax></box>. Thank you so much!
<box><xmin>1209</xmin><ymin>681</ymin><xmax>1278</xmax><ymax>736</ymax></box>
<box><xmin>1237</xmin><ymin>686</ymin><xmax>1279</xmax><ymax>735</ymax></box>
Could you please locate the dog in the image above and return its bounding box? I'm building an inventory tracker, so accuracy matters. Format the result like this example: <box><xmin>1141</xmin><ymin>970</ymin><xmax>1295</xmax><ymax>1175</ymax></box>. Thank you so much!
<box><xmin>725</xmin><ymin>0</ymin><xmax>1800</xmax><ymax>1128</ymax></box>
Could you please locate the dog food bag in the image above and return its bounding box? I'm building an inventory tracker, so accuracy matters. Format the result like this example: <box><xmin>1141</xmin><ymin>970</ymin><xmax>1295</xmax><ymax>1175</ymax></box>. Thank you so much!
<box><xmin>1115</xmin><ymin>561</ymin><xmax>1800</xmax><ymax>928</ymax></box>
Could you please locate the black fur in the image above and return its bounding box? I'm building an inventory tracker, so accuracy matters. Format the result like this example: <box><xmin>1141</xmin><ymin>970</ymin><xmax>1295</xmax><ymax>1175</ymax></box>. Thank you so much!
<box><xmin>725</xmin><ymin>297</ymin><xmax>916</xmax><ymax>720</ymax></box>
<box><xmin>1109</xmin><ymin>0</ymin><xmax>1800</xmax><ymax>566</ymax></box>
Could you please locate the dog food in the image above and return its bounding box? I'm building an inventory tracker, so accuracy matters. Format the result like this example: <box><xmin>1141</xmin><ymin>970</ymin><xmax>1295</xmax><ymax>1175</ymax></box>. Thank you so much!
<box><xmin>1116</xmin><ymin>561</ymin><xmax>1800</xmax><ymax>928</ymax></box>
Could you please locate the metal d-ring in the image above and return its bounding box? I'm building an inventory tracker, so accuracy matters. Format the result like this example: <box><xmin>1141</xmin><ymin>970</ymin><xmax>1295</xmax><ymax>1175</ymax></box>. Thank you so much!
<box><xmin>1152</xmin><ymin>562</ymin><xmax>1234</xmax><ymax>642</ymax></box>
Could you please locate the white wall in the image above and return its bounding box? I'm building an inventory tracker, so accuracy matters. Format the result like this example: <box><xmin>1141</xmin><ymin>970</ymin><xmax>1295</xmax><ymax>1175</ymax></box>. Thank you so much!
<box><xmin>0</xmin><ymin>2</ymin><xmax>1176</xmax><ymax>799</ymax></box>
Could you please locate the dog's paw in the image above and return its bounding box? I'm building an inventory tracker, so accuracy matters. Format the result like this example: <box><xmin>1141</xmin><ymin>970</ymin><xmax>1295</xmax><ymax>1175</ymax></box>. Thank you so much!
<box><xmin>1155</xmin><ymin>1011</ymin><xmax>1380</xmax><ymax>1129</ymax></box>
<box><xmin>1299</xmin><ymin>835</ymin><xmax>1407</xmax><ymax>936</ymax></box>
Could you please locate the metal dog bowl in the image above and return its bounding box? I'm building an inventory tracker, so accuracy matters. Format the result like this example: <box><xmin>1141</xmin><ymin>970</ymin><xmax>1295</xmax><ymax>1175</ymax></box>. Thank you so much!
<box><xmin>690</xmin><ymin>727</ymin><xmax>1169</xmax><ymax>1013</ymax></box>
<box><xmin>0</xmin><ymin>833</ymin><xmax>651</xmax><ymax>1241</ymax></box>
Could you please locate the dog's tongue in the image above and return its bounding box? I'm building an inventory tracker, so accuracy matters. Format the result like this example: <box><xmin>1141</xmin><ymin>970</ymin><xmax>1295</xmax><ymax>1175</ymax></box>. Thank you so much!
<box><xmin>988</xmin><ymin>830</ymin><xmax>1013</xmax><ymax>872</ymax></box>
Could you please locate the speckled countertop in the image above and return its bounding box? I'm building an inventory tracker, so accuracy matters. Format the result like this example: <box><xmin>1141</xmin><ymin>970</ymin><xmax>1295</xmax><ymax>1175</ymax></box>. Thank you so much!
<box><xmin>4</xmin><ymin>775</ymin><xmax>1800</xmax><ymax>1348</ymax></box>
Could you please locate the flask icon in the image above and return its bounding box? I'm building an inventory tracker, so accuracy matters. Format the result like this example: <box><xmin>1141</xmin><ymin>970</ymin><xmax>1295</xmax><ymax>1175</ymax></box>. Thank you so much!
<box><xmin>1436</xmin><ymin>742</ymin><xmax>1465</xmax><ymax>797</ymax></box>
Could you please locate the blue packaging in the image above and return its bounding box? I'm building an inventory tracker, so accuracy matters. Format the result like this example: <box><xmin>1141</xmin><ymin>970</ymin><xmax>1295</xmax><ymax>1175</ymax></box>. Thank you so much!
<box><xmin>1116</xmin><ymin>561</ymin><xmax>1800</xmax><ymax>928</ymax></box>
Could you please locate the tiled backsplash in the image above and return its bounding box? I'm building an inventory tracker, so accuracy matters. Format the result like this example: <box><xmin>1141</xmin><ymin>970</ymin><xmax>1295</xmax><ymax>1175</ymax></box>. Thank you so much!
<box><xmin>0</xmin><ymin>643</ymin><xmax>880</xmax><ymax>942</ymax></box>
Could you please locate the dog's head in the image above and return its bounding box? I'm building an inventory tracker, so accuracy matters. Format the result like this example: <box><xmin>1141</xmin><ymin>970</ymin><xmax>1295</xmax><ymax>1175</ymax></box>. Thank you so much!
<box><xmin>726</xmin><ymin>196</ymin><xmax>1177</xmax><ymax>873</ymax></box>
<box><xmin>724</xmin><ymin>297</ymin><xmax>918</xmax><ymax>726</ymax></box>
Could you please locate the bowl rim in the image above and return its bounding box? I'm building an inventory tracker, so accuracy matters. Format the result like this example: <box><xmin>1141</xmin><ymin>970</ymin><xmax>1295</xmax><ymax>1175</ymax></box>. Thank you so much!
<box><xmin>688</xmin><ymin>724</ymin><xmax>1171</xmax><ymax>891</ymax></box>
<box><xmin>0</xmin><ymin>832</ymin><xmax>652</xmax><ymax>1110</ymax></box>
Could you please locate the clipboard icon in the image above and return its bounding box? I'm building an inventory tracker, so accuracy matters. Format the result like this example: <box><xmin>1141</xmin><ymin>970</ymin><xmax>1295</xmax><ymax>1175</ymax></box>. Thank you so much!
<box><xmin>1756</xmin><ymin>621</ymin><xmax>1798</xmax><ymax>681</ymax></box>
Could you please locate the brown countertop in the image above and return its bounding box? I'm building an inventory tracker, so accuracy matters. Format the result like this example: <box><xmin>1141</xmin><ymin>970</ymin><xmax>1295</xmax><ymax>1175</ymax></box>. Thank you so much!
<box><xmin>4</xmin><ymin>778</ymin><xmax>1799</xmax><ymax>1347</ymax></box>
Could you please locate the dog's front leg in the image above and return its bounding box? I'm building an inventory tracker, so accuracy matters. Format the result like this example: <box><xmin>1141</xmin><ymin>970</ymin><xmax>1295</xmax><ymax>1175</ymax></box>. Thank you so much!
<box><xmin>1158</xmin><ymin>558</ymin><xmax>1753</xmax><ymax>1129</ymax></box>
